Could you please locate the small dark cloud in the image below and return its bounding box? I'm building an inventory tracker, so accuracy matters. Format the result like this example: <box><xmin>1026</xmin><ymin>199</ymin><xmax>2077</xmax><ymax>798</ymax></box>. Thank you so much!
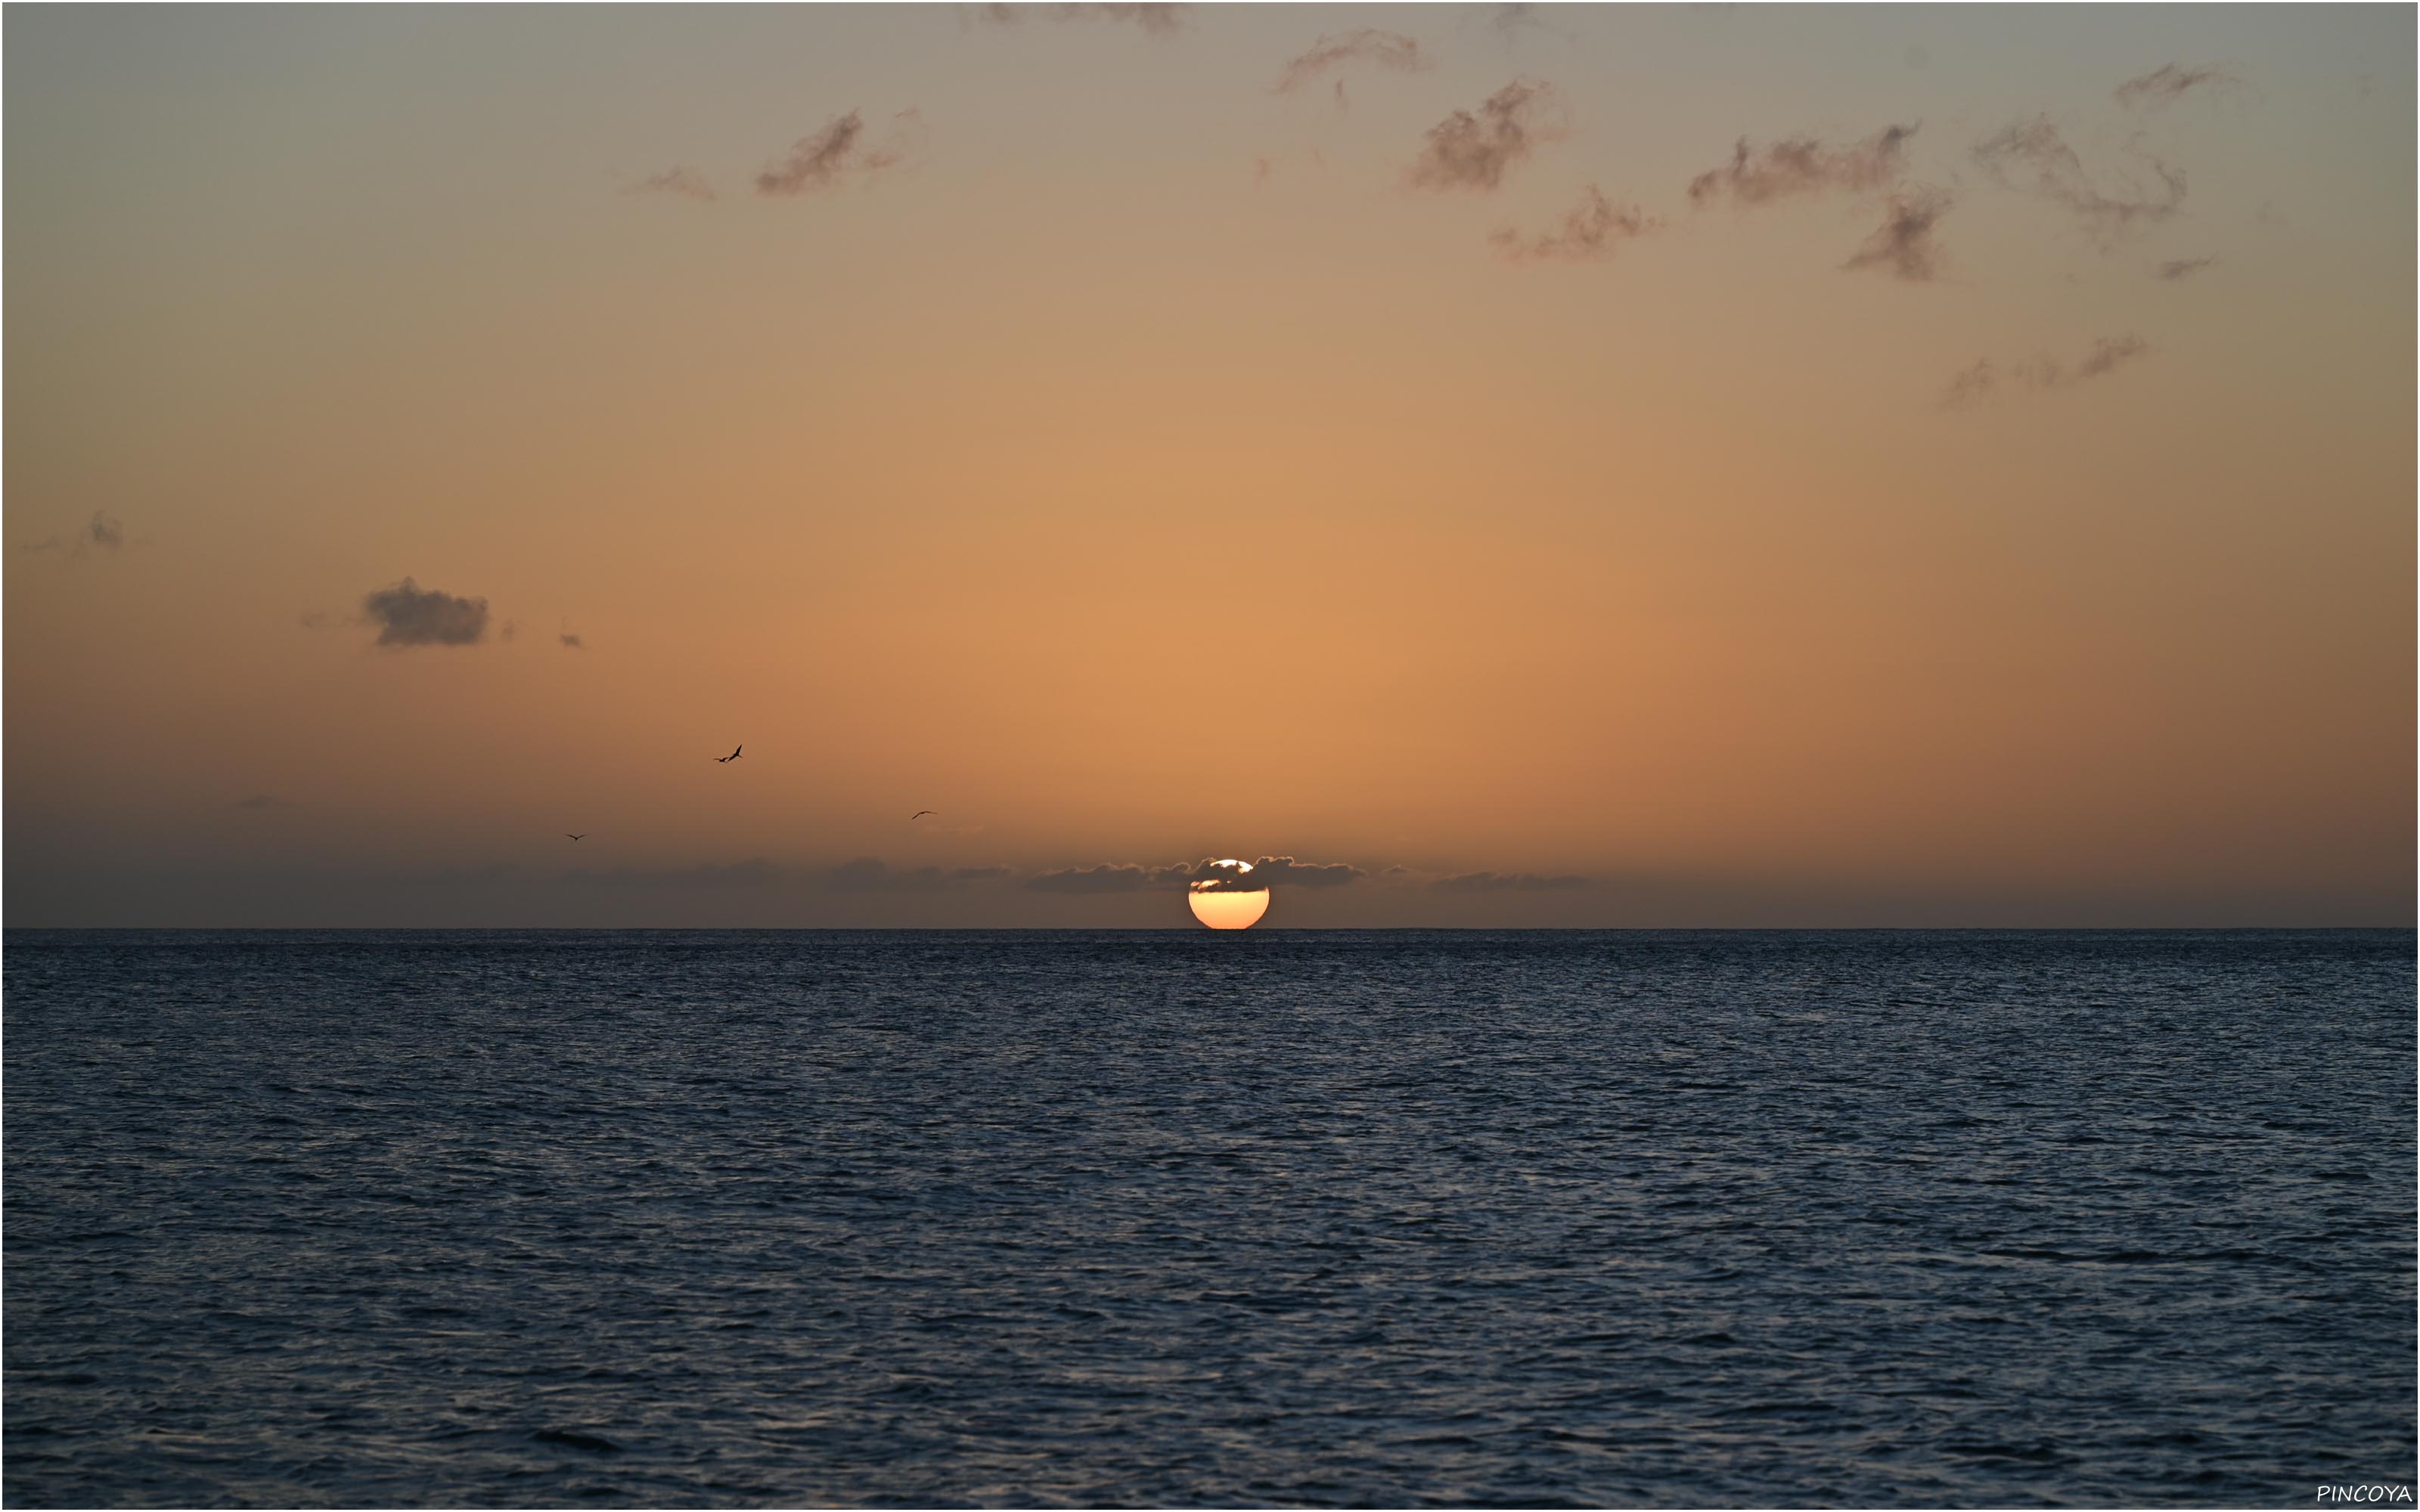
<box><xmin>1972</xmin><ymin>116</ymin><xmax>2183</xmax><ymax>244</ymax></box>
<box><xmin>361</xmin><ymin>578</ymin><xmax>490</xmax><ymax>648</ymax></box>
<box><xmin>232</xmin><ymin>794</ymin><xmax>292</xmax><ymax>810</ymax></box>
<box><xmin>1491</xmin><ymin>184</ymin><xmax>1658</xmax><ymax>262</ymax></box>
<box><xmin>1432</xmin><ymin>871</ymin><xmax>1591</xmax><ymax>891</ymax></box>
<box><xmin>1384</xmin><ymin>863</ymin><xmax>1413</xmax><ymax>876</ymax></box>
<box><xmin>1842</xmin><ymin>187</ymin><xmax>1952</xmax><ymax>281</ymax></box>
<box><xmin>1941</xmin><ymin>335</ymin><xmax>2150</xmax><ymax>409</ymax></box>
<box><xmin>560</xmin><ymin>632</ymin><xmax>585</xmax><ymax>650</ymax></box>
<box><xmin>1407</xmin><ymin>79</ymin><xmax>1564</xmax><ymax>192</ymax></box>
<box><xmin>2153</xmin><ymin>255</ymin><xmax>2217</xmax><ymax>281</ymax></box>
<box><xmin>1025</xmin><ymin>862</ymin><xmax>1152</xmax><ymax>894</ymax></box>
<box><xmin>1274</xmin><ymin>29</ymin><xmax>1429</xmax><ymax>94</ymax></box>
<box><xmin>1688</xmin><ymin>125</ymin><xmax>1915</xmax><ymax>207</ymax></box>
<box><xmin>977</xmin><ymin>3</ymin><xmax>1184</xmax><ymax>36</ymax></box>
<box><xmin>631</xmin><ymin>166</ymin><xmax>717</xmax><ymax>202</ymax></box>
<box><xmin>829</xmin><ymin>857</ymin><xmax>1012</xmax><ymax>891</ymax></box>
<box><xmin>755</xmin><ymin>110</ymin><xmax>924</xmax><ymax>197</ymax></box>
<box><xmin>2114</xmin><ymin>63</ymin><xmax>2235</xmax><ymax>110</ymax></box>
<box><xmin>20</xmin><ymin>511</ymin><xmax>127</xmax><ymax>559</ymax></box>
<box><xmin>299</xmin><ymin>609</ymin><xmax>336</xmax><ymax>630</ymax></box>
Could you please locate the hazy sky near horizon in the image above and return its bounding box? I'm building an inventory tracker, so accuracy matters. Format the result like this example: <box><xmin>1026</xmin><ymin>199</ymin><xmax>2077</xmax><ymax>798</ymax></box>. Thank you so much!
<box><xmin>7</xmin><ymin>3</ymin><xmax>2412</xmax><ymax>926</ymax></box>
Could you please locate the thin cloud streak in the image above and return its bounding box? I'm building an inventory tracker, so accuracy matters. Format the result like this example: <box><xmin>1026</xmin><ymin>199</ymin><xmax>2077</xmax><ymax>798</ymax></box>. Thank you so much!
<box><xmin>1687</xmin><ymin>125</ymin><xmax>1916</xmax><ymax>207</ymax></box>
<box><xmin>976</xmin><ymin>4</ymin><xmax>1184</xmax><ymax>36</ymax></box>
<box><xmin>1941</xmin><ymin>335</ymin><xmax>2151</xmax><ymax>408</ymax></box>
<box><xmin>2155</xmin><ymin>255</ymin><xmax>2218</xmax><ymax>281</ymax></box>
<box><xmin>1274</xmin><ymin>29</ymin><xmax>1429</xmax><ymax>94</ymax></box>
<box><xmin>755</xmin><ymin>110</ymin><xmax>923</xmax><ymax>197</ymax></box>
<box><xmin>1491</xmin><ymin>184</ymin><xmax>1657</xmax><ymax>262</ymax></box>
<box><xmin>631</xmin><ymin>166</ymin><xmax>717</xmax><ymax>202</ymax></box>
<box><xmin>2114</xmin><ymin>63</ymin><xmax>2237</xmax><ymax>110</ymax></box>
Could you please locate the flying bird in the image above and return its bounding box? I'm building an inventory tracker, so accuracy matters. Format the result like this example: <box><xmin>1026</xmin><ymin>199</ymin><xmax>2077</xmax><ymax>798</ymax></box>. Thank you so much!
<box><xmin>715</xmin><ymin>745</ymin><xmax>742</xmax><ymax>764</ymax></box>
<box><xmin>911</xmin><ymin>810</ymin><xmax>935</xmax><ymax>821</ymax></box>
<box><xmin>566</xmin><ymin>833</ymin><xmax>587</xmax><ymax>841</ymax></box>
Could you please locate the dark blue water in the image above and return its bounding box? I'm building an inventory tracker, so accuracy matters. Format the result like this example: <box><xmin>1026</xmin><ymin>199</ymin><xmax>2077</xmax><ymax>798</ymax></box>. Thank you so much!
<box><xmin>5</xmin><ymin>930</ymin><xmax>2412</xmax><ymax>1507</ymax></box>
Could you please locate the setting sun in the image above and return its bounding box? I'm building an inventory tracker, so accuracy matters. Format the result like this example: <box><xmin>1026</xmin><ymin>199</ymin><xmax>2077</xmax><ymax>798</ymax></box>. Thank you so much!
<box><xmin>1187</xmin><ymin>860</ymin><xmax>1270</xmax><ymax>929</ymax></box>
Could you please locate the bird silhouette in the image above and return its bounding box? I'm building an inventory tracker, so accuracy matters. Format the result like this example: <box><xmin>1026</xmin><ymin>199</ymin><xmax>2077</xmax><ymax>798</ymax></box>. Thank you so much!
<box><xmin>911</xmin><ymin>810</ymin><xmax>935</xmax><ymax>821</ymax></box>
<box><xmin>566</xmin><ymin>833</ymin><xmax>587</xmax><ymax>841</ymax></box>
<box><xmin>715</xmin><ymin>745</ymin><xmax>742</xmax><ymax>764</ymax></box>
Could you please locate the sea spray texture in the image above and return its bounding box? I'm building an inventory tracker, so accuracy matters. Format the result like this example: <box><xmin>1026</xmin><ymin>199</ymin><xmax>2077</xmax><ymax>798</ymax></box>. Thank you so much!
<box><xmin>5</xmin><ymin>929</ymin><xmax>2412</xmax><ymax>1506</ymax></box>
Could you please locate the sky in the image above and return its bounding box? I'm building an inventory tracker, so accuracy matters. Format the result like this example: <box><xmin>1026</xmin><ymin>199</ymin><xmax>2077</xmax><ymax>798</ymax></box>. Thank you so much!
<box><xmin>5</xmin><ymin>3</ymin><xmax>2412</xmax><ymax>927</ymax></box>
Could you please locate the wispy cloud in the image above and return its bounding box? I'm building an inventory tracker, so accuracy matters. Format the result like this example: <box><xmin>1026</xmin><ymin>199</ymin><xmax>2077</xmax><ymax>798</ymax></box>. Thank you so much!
<box><xmin>1274</xmin><ymin>29</ymin><xmax>1429</xmax><ymax>94</ymax></box>
<box><xmin>2153</xmin><ymin>255</ymin><xmax>2218</xmax><ymax>282</ymax></box>
<box><xmin>1687</xmin><ymin>125</ymin><xmax>1916</xmax><ymax>207</ymax></box>
<box><xmin>361</xmin><ymin>578</ymin><xmax>489</xmax><ymax>648</ymax></box>
<box><xmin>20</xmin><ymin>511</ymin><xmax>126</xmax><ymax>559</ymax></box>
<box><xmin>755</xmin><ymin>109</ymin><xmax>925</xmax><ymax>197</ymax></box>
<box><xmin>1491</xmin><ymin>184</ymin><xmax>1658</xmax><ymax>262</ymax></box>
<box><xmin>1842</xmin><ymin>187</ymin><xmax>1953</xmax><ymax>281</ymax></box>
<box><xmin>1972</xmin><ymin>116</ymin><xmax>2183</xmax><ymax>244</ymax></box>
<box><xmin>1025</xmin><ymin>855</ymin><xmax>1367</xmax><ymax>894</ymax></box>
<box><xmin>828</xmin><ymin>857</ymin><xmax>1013</xmax><ymax>891</ymax></box>
<box><xmin>563</xmin><ymin>859</ymin><xmax>787</xmax><ymax>890</ymax></box>
<box><xmin>560</xmin><ymin>632</ymin><xmax>585</xmax><ymax>649</ymax></box>
<box><xmin>1407</xmin><ymin>79</ymin><xmax>1565</xmax><ymax>191</ymax></box>
<box><xmin>976</xmin><ymin>3</ymin><xmax>1184</xmax><ymax>36</ymax></box>
<box><xmin>1025</xmin><ymin>862</ymin><xmax>1153</xmax><ymax>894</ymax></box>
<box><xmin>2114</xmin><ymin>63</ymin><xmax>2236</xmax><ymax>111</ymax></box>
<box><xmin>631</xmin><ymin>166</ymin><xmax>717</xmax><ymax>202</ymax></box>
<box><xmin>1941</xmin><ymin>335</ymin><xmax>2151</xmax><ymax>408</ymax></box>
<box><xmin>1432</xmin><ymin>870</ymin><xmax>1592</xmax><ymax>891</ymax></box>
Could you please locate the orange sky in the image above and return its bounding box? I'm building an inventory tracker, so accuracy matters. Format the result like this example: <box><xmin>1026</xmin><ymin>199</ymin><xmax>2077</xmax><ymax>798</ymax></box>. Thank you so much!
<box><xmin>6</xmin><ymin>4</ymin><xmax>2412</xmax><ymax>925</ymax></box>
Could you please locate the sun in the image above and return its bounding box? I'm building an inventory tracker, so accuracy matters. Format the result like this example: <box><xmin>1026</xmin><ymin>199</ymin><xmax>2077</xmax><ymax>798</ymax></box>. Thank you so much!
<box><xmin>1187</xmin><ymin>859</ymin><xmax>1269</xmax><ymax>930</ymax></box>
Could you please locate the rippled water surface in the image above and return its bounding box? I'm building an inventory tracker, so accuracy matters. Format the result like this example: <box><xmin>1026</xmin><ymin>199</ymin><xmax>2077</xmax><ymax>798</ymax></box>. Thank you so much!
<box><xmin>6</xmin><ymin>930</ymin><xmax>2413</xmax><ymax>1507</ymax></box>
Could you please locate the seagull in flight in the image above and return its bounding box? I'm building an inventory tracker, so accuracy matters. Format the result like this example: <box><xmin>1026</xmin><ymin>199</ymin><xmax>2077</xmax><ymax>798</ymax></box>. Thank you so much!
<box><xmin>911</xmin><ymin>810</ymin><xmax>935</xmax><ymax>821</ymax></box>
<box><xmin>566</xmin><ymin>833</ymin><xmax>587</xmax><ymax>841</ymax></box>
<box><xmin>715</xmin><ymin>745</ymin><xmax>742</xmax><ymax>764</ymax></box>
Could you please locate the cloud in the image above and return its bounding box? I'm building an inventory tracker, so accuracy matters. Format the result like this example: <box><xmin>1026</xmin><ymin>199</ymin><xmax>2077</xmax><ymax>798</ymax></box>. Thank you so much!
<box><xmin>1687</xmin><ymin>125</ymin><xmax>1915</xmax><ymax>207</ymax></box>
<box><xmin>20</xmin><ymin>511</ymin><xmax>127</xmax><ymax>558</ymax></box>
<box><xmin>828</xmin><ymin>857</ymin><xmax>1012</xmax><ymax>891</ymax></box>
<box><xmin>976</xmin><ymin>4</ymin><xmax>1184</xmax><ymax>36</ymax></box>
<box><xmin>1972</xmin><ymin>116</ymin><xmax>2184</xmax><ymax>243</ymax></box>
<box><xmin>1941</xmin><ymin>335</ymin><xmax>2151</xmax><ymax>408</ymax></box>
<box><xmin>1491</xmin><ymin>184</ymin><xmax>1657</xmax><ymax>262</ymax></box>
<box><xmin>299</xmin><ymin>609</ymin><xmax>337</xmax><ymax>630</ymax></box>
<box><xmin>2154</xmin><ymin>255</ymin><xmax>2217</xmax><ymax>281</ymax></box>
<box><xmin>1841</xmin><ymin>187</ymin><xmax>1952</xmax><ymax>281</ymax></box>
<box><xmin>1025</xmin><ymin>855</ymin><xmax>1367</xmax><ymax>894</ymax></box>
<box><xmin>1274</xmin><ymin>29</ymin><xmax>1429</xmax><ymax>94</ymax></box>
<box><xmin>1025</xmin><ymin>862</ymin><xmax>1153</xmax><ymax>894</ymax></box>
<box><xmin>1432</xmin><ymin>871</ymin><xmax>1592</xmax><ymax>891</ymax></box>
<box><xmin>631</xmin><ymin>166</ymin><xmax>717</xmax><ymax>202</ymax></box>
<box><xmin>560</xmin><ymin>632</ymin><xmax>585</xmax><ymax>649</ymax></box>
<box><xmin>361</xmin><ymin>578</ymin><xmax>489</xmax><ymax>648</ymax></box>
<box><xmin>563</xmin><ymin>858</ymin><xmax>787</xmax><ymax>890</ymax></box>
<box><xmin>1407</xmin><ymin>79</ymin><xmax>1565</xmax><ymax>191</ymax></box>
<box><xmin>2114</xmin><ymin>63</ymin><xmax>2235</xmax><ymax>110</ymax></box>
<box><xmin>755</xmin><ymin>109</ymin><xmax>924</xmax><ymax>197</ymax></box>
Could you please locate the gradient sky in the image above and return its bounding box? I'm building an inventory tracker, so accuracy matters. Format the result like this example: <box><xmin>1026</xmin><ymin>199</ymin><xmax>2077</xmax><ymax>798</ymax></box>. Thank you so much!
<box><xmin>7</xmin><ymin>3</ymin><xmax>2412</xmax><ymax>926</ymax></box>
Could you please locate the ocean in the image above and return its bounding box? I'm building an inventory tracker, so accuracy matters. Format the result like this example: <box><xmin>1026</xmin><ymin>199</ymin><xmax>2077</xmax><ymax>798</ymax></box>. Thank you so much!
<box><xmin>5</xmin><ymin>928</ymin><xmax>2412</xmax><ymax>1507</ymax></box>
